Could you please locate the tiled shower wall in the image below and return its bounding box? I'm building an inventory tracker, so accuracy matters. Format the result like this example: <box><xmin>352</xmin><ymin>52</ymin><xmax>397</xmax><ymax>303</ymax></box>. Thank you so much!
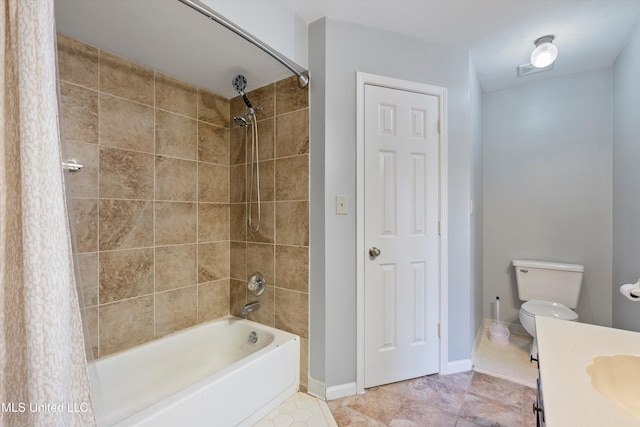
<box><xmin>58</xmin><ymin>34</ymin><xmax>232</xmax><ymax>358</ymax></box>
<box><xmin>228</xmin><ymin>79</ymin><xmax>310</xmax><ymax>389</ymax></box>
<box><xmin>57</xmin><ymin>33</ymin><xmax>309</xmax><ymax>388</ymax></box>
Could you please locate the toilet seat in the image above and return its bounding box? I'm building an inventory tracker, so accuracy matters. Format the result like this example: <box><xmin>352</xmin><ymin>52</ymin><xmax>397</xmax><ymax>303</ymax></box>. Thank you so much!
<box><xmin>521</xmin><ymin>299</ymin><xmax>578</xmax><ymax>321</ymax></box>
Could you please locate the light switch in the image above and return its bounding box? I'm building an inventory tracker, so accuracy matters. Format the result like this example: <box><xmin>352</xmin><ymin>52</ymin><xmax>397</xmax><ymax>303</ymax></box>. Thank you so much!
<box><xmin>336</xmin><ymin>195</ymin><xmax>348</xmax><ymax>215</ymax></box>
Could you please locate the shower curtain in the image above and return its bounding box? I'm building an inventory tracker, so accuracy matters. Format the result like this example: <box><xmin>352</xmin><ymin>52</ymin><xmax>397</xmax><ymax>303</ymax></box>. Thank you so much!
<box><xmin>0</xmin><ymin>0</ymin><xmax>96</xmax><ymax>425</ymax></box>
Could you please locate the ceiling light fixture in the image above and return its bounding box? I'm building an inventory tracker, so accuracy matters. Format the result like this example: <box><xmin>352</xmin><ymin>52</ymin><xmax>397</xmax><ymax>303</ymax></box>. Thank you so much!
<box><xmin>530</xmin><ymin>35</ymin><xmax>558</xmax><ymax>68</ymax></box>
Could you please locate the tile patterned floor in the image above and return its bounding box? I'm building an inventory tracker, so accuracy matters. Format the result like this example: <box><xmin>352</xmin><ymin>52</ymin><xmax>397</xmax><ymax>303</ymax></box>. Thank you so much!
<box><xmin>327</xmin><ymin>371</ymin><xmax>537</xmax><ymax>427</ymax></box>
<box><xmin>254</xmin><ymin>392</ymin><xmax>338</xmax><ymax>427</ymax></box>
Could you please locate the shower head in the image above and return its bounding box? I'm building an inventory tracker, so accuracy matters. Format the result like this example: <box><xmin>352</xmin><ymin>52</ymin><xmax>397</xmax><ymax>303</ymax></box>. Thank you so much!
<box><xmin>232</xmin><ymin>74</ymin><xmax>253</xmax><ymax>110</ymax></box>
<box><xmin>232</xmin><ymin>74</ymin><xmax>248</xmax><ymax>95</ymax></box>
<box><xmin>233</xmin><ymin>115</ymin><xmax>248</xmax><ymax>127</ymax></box>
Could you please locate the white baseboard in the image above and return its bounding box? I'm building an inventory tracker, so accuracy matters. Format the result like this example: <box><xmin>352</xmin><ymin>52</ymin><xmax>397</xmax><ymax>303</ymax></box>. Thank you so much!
<box><xmin>446</xmin><ymin>359</ymin><xmax>472</xmax><ymax>374</ymax></box>
<box><xmin>325</xmin><ymin>382</ymin><xmax>357</xmax><ymax>400</ymax></box>
<box><xmin>307</xmin><ymin>376</ymin><xmax>326</xmax><ymax>400</ymax></box>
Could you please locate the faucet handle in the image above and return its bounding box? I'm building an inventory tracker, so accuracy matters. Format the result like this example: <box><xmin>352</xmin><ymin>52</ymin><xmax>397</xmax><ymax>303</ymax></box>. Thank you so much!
<box><xmin>248</xmin><ymin>272</ymin><xmax>266</xmax><ymax>296</ymax></box>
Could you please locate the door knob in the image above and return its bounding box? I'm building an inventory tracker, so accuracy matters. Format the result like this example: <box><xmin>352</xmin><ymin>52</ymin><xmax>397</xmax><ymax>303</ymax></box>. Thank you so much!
<box><xmin>369</xmin><ymin>247</ymin><xmax>381</xmax><ymax>258</ymax></box>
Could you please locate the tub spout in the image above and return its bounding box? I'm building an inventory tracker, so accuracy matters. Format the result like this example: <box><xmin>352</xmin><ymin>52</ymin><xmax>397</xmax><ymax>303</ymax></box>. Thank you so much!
<box><xmin>242</xmin><ymin>301</ymin><xmax>260</xmax><ymax>315</ymax></box>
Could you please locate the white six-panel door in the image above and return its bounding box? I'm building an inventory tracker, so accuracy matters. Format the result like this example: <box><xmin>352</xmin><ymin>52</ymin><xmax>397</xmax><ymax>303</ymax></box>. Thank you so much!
<box><xmin>363</xmin><ymin>83</ymin><xmax>440</xmax><ymax>388</ymax></box>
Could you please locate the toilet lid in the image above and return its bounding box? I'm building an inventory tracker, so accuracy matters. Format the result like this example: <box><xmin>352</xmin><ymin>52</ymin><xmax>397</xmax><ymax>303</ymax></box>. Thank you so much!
<box><xmin>521</xmin><ymin>300</ymin><xmax>578</xmax><ymax>321</ymax></box>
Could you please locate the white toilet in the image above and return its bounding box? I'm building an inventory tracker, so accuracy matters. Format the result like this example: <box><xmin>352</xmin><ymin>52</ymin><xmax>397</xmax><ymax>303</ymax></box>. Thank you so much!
<box><xmin>513</xmin><ymin>259</ymin><xmax>584</xmax><ymax>358</ymax></box>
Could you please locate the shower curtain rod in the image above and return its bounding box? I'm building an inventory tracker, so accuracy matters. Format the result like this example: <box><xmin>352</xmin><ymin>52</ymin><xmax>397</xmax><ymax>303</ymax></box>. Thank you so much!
<box><xmin>177</xmin><ymin>0</ymin><xmax>309</xmax><ymax>89</ymax></box>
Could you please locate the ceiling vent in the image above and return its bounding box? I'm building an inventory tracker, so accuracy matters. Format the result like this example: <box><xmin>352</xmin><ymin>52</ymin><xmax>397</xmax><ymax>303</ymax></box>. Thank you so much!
<box><xmin>517</xmin><ymin>62</ymin><xmax>554</xmax><ymax>77</ymax></box>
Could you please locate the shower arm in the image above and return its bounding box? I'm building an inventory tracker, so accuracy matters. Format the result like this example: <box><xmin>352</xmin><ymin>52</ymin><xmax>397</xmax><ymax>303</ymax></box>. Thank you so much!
<box><xmin>241</xmin><ymin>93</ymin><xmax>253</xmax><ymax>110</ymax></box>
<box><xmin>177</xmin><ymin>0</ymin><xmax>309</xmax><ymax>88</ymax></box>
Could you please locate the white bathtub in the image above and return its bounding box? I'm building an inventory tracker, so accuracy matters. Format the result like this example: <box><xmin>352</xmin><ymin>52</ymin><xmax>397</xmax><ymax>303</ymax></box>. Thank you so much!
<box><xmin>89</xmin><ymin>316</ymin><xmax>300</xmax><ymax>427</ymax></box>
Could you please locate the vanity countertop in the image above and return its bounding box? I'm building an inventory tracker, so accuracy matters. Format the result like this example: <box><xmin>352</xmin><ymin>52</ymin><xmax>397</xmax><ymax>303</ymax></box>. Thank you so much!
<box><xmin>536</xmin><ymin>316</ymin><xmax>640</xmax><ymax>426</ymax></box>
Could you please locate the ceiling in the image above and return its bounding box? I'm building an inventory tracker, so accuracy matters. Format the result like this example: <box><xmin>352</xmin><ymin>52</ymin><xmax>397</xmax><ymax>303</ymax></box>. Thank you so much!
<box><xmin>55</xmin><ymin>0</ymin><xmax>640</xmax><ymax>97</ymax></box>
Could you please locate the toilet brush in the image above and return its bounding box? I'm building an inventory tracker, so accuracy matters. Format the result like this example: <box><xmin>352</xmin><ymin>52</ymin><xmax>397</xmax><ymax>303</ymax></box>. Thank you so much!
<box><xmin>489</xmin><ymin>296</ymin><xmax>510</xmax><ymax>344</ymax></box>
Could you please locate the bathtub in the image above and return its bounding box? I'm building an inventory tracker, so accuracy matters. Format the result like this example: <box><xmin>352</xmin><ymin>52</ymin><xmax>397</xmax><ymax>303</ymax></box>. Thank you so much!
<box><xmin>89</xmin><ymin>316</ymin><xmax>300</xmax><ymax>426</ymax></box>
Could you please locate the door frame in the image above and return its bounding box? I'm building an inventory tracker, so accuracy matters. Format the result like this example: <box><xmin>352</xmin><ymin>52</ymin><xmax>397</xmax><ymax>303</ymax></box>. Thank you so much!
<box><xmin>356</xmin><ymin>72</ymin><xmax>448</xmax><ymax>394</ymax></box>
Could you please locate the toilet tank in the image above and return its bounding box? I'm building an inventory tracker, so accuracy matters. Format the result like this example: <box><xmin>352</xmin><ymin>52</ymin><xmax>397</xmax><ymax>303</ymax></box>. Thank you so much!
<box><xmin>512</xmin><ymin>259</ymin><xmax>584</xmax><ymax>308</ymax></box>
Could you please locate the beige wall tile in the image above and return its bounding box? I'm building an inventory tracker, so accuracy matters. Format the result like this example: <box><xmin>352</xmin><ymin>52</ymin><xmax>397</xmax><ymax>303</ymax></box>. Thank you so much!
<box><xmin>198</xmin><ymin>163</ymin><xmax>229</xmax><ymax>203</ymax></box>
<box><xmin>155</xmin><ymin>72</ymin><xmax>197</xmax><ymax>118</ymax></box>
<box><xmin>276</xmin><ymin>75</ymin><xmax>309</xmax><ymax>115</ymax></box>
<box><xmin>60</xmin><ymin>82</ymin><xmax>98</xmax><ymax>143</ymax></box>
<box><xmin>61</xmin><ymin>35</ymin><xmax>235</xmax><ymax>362</ymax></box>
<box><xmin>249</xmin><ymin>84</ymin><xmax>275</xmax><ymax>119</ymax></box>
<box><xmin>65</xmin><ymin>141</ymin><xmax>98</xmax><ymax>198</ymax></box>
<box><xmin>99</xmin><ymin>147</ymin><xmax>154</xmax><ymax>200</ymax></box>
<box><xmin>155</xmin><ymin>286</ymin><xmax>198</xmax><ymax>338</ymax></box>
<box><xmin>198</xmin><ymin>203</ymin><xmax>229</xmax><ymax>243</ymax></box>
<box><xmin>99</xmin><ymin>50</ymin><xmax>154</xmax><ymax>106</ymax></box>
<box><xmin>99</xmin><ymin>200</ymin><xmax>153</xmax><ymax>251</ymax></box>
<box><xmin>229</xmin><ymin>204</ymin><xmax>247</xmax><ymax>242</ymax></box>
<box><xmin>229</xmin><ymin>279</ymin><xmax>247</xmax><ymax>317</ymax></box>
<box><xmin>275</xmin><ymin>201</ymin><xmax>309</xmax><ymax>246</ymax></box>
<box><xmin>155</xmin><ymin>110</ymin><xmax>197</xmax><ymax>160</ymax></box>
<box><xmin>257</xmin><ymin>118</ymin><xmax>275</xmax><ymax>161</ymax></box>
<box><xmin>247</xmin><ymin>285</ymin><xmax>274</xmax><ymax>327</ymax></box>
<box><xmin>77</xmin><ymin>252</ymin><xmax>98</xmax><ymax>307</ymax></box>
<box><xmin>230</xmin><ymin>113</ymin><xmax>273</xmax><ymax>162</ymax></box>
<box><xmin>155</xmin><ymin>202</ymin><xmax>197</xmax><ymax>245</ymax></box>
<box><xmin>276</xmin><ymin>109</ymin><xmax>309</xmax><ymax>157</ymax></box>
<box><xmin>275</xmin><ymin>155</ymin><xmax>309</xmax><ymax>201</ymax></box>
<box><xmin>275</xmin><ymin>288</ymin><xmax>308</xmax><ymax>338</ymax></box>
<box><xmin>275</xmin><ymin>245</ymin><xmax>309</xmax><ymax>293</ymax></box>
<box><xmin>57</xmin><ymin>34</ymin><xmax>99</xmax><ymax>90</ymax></box>
<box><xmin>99</xmin><ymin>94</ymin><xmax>154</xmax><ymax>152</ymax></box>
<box><xmin>248</xmin><ymin>160</ymin><xmax>274</xmax><ymax>202</ymax></box>
<box><xmin>229</xmin><ymin>127</ymin><xmax>246</xmax><ymax>165</ymax></box>
<box><xmin>198</xmin><ymin>89</ymin><xmax>229</xmax><ymax>128</ymax></box>
<box><xmin>99</xmin><ymin>296</ymin><xmax>154</xmax><ymax>356</ymax></box>
<box><xmin>99</xmin><ymin>248</ymin><xmax>154</xmax><ymax>303</ymax></box>
<box><xmin>229</xmin><ymin>164</ymin><xmax>246</xmax><ymax>203</ymax></box>
<box><xmin>155</xmin><ymin>244</ymin><xmax>197</xmax><ymax>292</ymax></box>
<box><xmin>230</xmin><ymin>84</ymin><xmax>275</xmax><ymax>123</ymax></box>
<box><xmin>60</xmin><ymin>38</ymin><xmax>317</xmax><ymax>365</ymax></box>
<box><xmin>230</xmin><ymin>241</ymin><xmax>246</xmax><ymax>280</ymax></box>
<box><xmin>198</xmin><ymin>279</ymin><xmax>230</xmax><ymax>322</ymax></box>
<box><xmin>246</xmin><ymin>243</ymin><xmax>275</xmax><ymax>286</ymax></box>
<box><xmin>155</xmin><ymin>156</ymin><xmax>197</xmax><ymax>201</ymax></box>
<box><xmin>198</xmin><ymin>122</ymin><xmax>229</xmax><ymax>165</ymax></box>
<box><xmin>72</xmin><ymin>198</ymin><xmax>98</xmax><ymax>253</ymax></box>
<box><xmin>198</xmin><ymin>241</ymin><xmax>230</xmax><ymax>282</ymax></box>
<box><xmin>247</xmin><ymin>201</ymin><xmax>274</xmax><ymax>244</ymax></box>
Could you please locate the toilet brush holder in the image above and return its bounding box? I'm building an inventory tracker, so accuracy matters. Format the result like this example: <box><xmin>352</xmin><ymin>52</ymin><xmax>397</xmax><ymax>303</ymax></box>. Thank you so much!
<box><xmin>489</xmin><ymin>296</ymin><xmax>510</xmax><ymax>344</ymax></box>
<box><xmin>489</xmin><ymin>322</ymin><xmax>510</xmax><ymax>344</ymax></box>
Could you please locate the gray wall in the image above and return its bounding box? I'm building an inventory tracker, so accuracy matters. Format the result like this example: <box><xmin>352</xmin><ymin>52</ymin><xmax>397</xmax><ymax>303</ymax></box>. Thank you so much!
<box><xmin>309</xmin><ymin>17</ymin><xmax>475</xmax><ymax>389</ymax></box>
<box><xmin>483</xmin><ymin>68</ymin><xmax>613</xmax><ymax>327</ymax></box>
<box><xmin>470</xmin><ymin>60</ymin><xmax>484</xmax><ymax>348</ymax></box>
<box><xmin>309</xmin><ymin>18</ymin><xmax>326</xmax><ymax>383</ymax></box>
<box><xmin>613</xmin><ymin>23</ymin><xmax>640</xmax><ymax>331</ymax></box>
